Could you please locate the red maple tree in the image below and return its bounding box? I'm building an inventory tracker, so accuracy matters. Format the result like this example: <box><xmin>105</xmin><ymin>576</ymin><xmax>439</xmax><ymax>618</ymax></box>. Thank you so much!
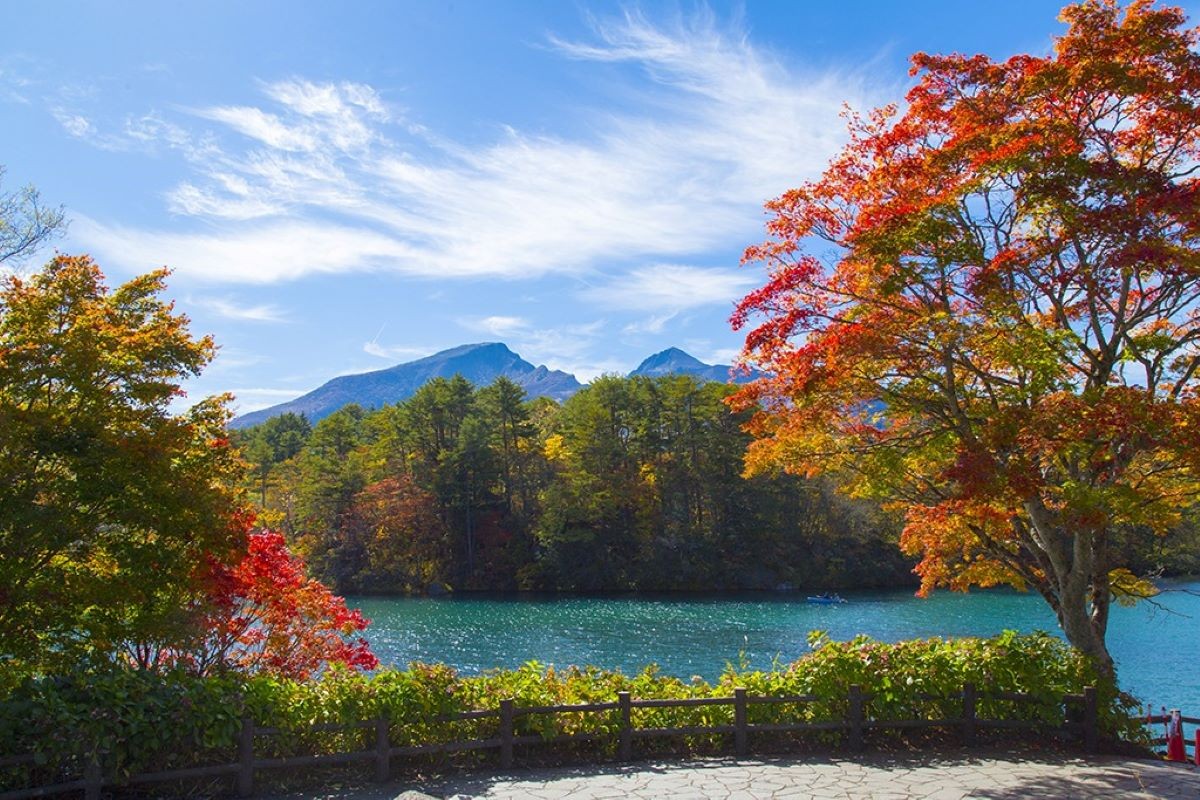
<box><xmin>189</xmin><ymin>529</ymin><xmax>378</xmax><ymax>679</ymax></box>
<box><xmin>732</xmin><ymin>0</ymin><xmax>1200</xmax><ymax>678</ymax></box>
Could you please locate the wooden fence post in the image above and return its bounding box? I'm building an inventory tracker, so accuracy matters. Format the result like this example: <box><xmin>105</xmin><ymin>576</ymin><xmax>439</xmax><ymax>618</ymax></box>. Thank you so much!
<box><xmin>1082</xmin><ymin>686</ymin><xmax>1098</xmax><ymax>754</ymax></box>
<box><xmin>374</xmin><ymin>715</ymin><xmax>390</xmax><ymax>782</ymax></box>
<box><xmin>848</xmin><ymin>684</ymin><xmax>864</xmax><ymax>752</ymax></box>
<box><xmin>961</xmin><ymin>683</ymin><xmax>977</xmax><ymax>747</ymax></box>
<box><xmin>734</xmin><ymin>688</ymin><xmax>748</xmax><ymax>757</ymax></box>
<box><xmin>83</xmin><ymin>753</ymin><xmax>102</xmax><ymax>800</ymax></box>
<box><xmin>237</xmin><ymin>715</ymin><xmax>255</xmax><ymax>798</ymax></box>
<box><xmin>618</xmin><ymin>691</ymin><xmax>632</xmax><ymax>761</ymax></box>
<box><xmin>499</xmin><ymin>699</ymin><xmax>514</xmax><ymax>769</ymax></box>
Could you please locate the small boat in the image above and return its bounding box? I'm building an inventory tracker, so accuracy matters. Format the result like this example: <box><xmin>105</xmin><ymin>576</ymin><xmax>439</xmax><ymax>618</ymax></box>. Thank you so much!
<box><xmin>806</xmin><ymin>593</ymin><xmax>846</xmax><ymax>605</ymax></box>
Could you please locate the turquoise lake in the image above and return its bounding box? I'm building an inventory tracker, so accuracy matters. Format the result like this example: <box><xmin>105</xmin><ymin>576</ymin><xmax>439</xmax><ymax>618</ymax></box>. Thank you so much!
<box><xmin>351</xmin><ymin>578</ymin><xmax>1200</xmax><ymax>714</ymax></box>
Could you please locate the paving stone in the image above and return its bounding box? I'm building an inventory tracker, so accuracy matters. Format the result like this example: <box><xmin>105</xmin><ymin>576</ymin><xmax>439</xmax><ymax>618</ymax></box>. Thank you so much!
<box><xmin>267</xmin><ymin>750</ymin><xmax>1200</xmax><ymax>800</ymax></box>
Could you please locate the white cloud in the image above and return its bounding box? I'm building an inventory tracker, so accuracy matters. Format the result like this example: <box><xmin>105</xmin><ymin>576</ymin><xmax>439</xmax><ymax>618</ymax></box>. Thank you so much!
<box><xmin>459</xmin><ymin>315</ymin><xmax>530</xmax><ymax>337</ymax></box>
<box><xmin>583</xmin><ymin>264</ymin><xmax>755</xmax><ymax>312</ymax></box>
<box><xmin>72</xmin><ymin>214</ymin><xmax>422</xmax><ymax>283</ymax></box>
<box><xmin>622</xmin><ymin>311</ymin><xmax>678</xmax><ymax>335</ymax></box>
<box><xmin>511</xmin><ymin>320</ymin><xmax>620</xmax><ymax>381</ymax></box>
<box><xmin>230</xmin><ymin>387</ymin><xmax>305</xmax><ymax>397</ymax></box>
<box><xmin>363</xmin><ymin>341</ymin><xmax>436</xmax><ymax>360</ymax></box>
<box><xmin>192</xmin><ymin>106</ymin><xmax>319</xmax><ymax>152</ymax></box>
<box><xmin>227</xmin><ymin>387</ymin><xmax>306</xmax><ymax>413</ymax></box>
<box><xmin>0</xmin><ymin>67</ymin><xmax>31</xmax><ymax>104</ymax></box>
<box><xmin>190</xmin><ymin>295</ymin><xmax>288</xmax><ymax>322</ymax></box>
<box><xmin>52</xmin><ymin>108</ymin><xmax>94</xmax><ymax>138</ymax></box>
<box><xmin>703</xmin><ymin>346</ymin><xmax>741</xmax><ymax>365</ymax></box>
<box><xmin>168</xmin><ymin>182</ymin><xmax>284</xmax><ymax>220</ymax></box>
<box><xmin>69</xmin><ymin>13</ymin><xmax>885</xmax><ymax>285</ymax></box>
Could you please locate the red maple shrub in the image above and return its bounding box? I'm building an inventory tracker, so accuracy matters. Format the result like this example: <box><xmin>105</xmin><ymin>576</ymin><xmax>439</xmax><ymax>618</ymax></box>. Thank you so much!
<box><xmin>181</xmin><ymin>529</ymin><xmax>378</xmax><ymax>679</ymax></box>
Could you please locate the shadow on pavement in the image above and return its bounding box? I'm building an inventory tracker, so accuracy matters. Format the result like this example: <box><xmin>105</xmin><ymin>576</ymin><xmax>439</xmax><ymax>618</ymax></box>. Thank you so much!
<box><xmin>263</xmin><ymin>748</ymin><xmax>1200</xmax><ymax>800</ymax></box>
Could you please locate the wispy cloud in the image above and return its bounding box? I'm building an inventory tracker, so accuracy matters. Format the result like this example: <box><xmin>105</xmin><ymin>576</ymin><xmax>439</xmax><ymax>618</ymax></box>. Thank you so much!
<box><xmin>205</xmin><ymin>347</ymin><xmax>265</xmax><ymax>373</ymax></box>
<box><xmin>622</xmin><ymin>311</ymin><xmax>679</xmax><ymax>335</ymax></box>
<box><xmin>72</xmin><ymin>214</ymin><xmax>420</xmax><ymax>283</ymax></box>
<box><xmin>459</xmin><ymin>315</ymin><xmax>531</xmax><ymax>337</ymax></box>
<box><xmin>190</xmin><ymin>295</ymin><xmax>288</xmax><ymax>322</ymax></box>
<box><xmin>506</xmin><ymin>319</ymin><xmax>623</xmax><ymax>380</ymax></box>
<box><xmin>227</xmin><ymin>387</ymin><xmax>306</xmax><ymax>413</ymax></box>
<box><xmin>363</xmin><ymin>341</ymin><xmax>437</xmax><ymax>361</ymax></box>
<box><xmin>230</xmin><ymin>387</ymin><xmax>305</xmax><ymax>397</ymax></box>
<box><xmin>192</xmin><ymin>106</ymin><xmax>320</xmax><ymax>152</ymax></box>
<box><xmin>0</xmin><ymin>65</ymin><xmax>32</xmax><ymax>104</ymax></box>
<box><xmin>51</xmin><ymin>108</ymin><xmax>94</xmax><ymax>138</ymax></box>
<box><xmin>583</xmin><ymin>264</ymin><xmax>756</xmax><ymax>312</ymax></box>
<box><xmin>697</xmin><ymin>345</ymin><xmax>741</xmax><ymax>365</ymax></box>
<box><xmin>68</xmin><ymin>13</ymin><xmax>884</xmax><ymax>285</ymax></box>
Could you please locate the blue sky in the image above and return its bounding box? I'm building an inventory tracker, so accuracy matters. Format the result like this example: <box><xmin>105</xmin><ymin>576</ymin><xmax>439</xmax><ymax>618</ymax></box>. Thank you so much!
<box><xmin>6</xmin><ymin>0</ymin><xmax>1192</xmax><ymax>413</ymax></box>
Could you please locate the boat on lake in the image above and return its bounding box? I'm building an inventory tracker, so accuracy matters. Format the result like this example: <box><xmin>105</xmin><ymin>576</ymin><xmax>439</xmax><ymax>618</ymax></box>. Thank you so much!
<box><xmin>806</xmin><ymin>593</ymin><xmax>846</xmax><ymax>605</ymax></box>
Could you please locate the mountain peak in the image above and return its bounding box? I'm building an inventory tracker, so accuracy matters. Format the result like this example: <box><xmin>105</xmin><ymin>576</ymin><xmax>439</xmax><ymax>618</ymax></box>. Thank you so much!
<box><xmin>231</xmin><ymin>341</ymin><xmax>579</xmax><ymax>429</ymax></box>
<box><xmin>632</xmin><ymin>347</ymin><xmax>707</xmax><ymax>376</ymax></box>
<box><xmin>629</xmin><ymin>346</ymin><xmax>760</xmax><ymax>385</ymax></box>
<box><xmin>435</xmin><ymin>342</ymin><xmax>512</xmax><ymax>356</ymax></box>
<box><xmin>230</xmin><ymin>342</ymin><xmax>760</xmax><ymax>430</ymax></box>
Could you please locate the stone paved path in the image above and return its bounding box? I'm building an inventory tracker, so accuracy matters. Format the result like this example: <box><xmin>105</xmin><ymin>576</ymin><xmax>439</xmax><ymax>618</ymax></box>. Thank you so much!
<box><xmin>285</xmin><ymin>750</ymin><xmax>1200</xmax><ymax>799</ymax></box>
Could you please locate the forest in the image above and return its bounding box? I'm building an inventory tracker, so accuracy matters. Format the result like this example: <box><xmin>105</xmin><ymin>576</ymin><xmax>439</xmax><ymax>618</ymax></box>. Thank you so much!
<box><xmin>234</xmin><ymin>374</ymin><xmax>916</xmax><ymax>595</ymax></box>
<box><xmin>234</xmin><ymin>374</ymin><xmax>1200</xmax><ymax>597</ymax></box>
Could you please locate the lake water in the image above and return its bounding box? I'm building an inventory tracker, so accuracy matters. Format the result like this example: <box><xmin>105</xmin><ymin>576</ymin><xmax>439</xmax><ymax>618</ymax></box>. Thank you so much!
<box><xmin>351</xmin><ymin>578</ymin><xmax>1200</xmax><ymax>713</ymax></box>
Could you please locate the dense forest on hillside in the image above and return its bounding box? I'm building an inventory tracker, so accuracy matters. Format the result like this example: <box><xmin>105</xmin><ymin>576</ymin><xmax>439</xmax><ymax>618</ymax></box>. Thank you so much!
<box><xmin>234</xmin><ymin>374</ymin><xmax>917</xmax><ymax>594</ymax></box>
<box><xmin>235</xmin><ymin>374</ymin><xmax>1200</xmax><ymax>596</ymax></box>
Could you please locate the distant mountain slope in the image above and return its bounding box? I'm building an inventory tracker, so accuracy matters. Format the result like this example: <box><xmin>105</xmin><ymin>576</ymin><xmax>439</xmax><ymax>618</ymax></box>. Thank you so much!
<box><xmin>229</xmin><ymin>342</ymin><xmax>581</xmax><ymax>429</ymax></box>
<box><xmin>230</xmin><ymin>343</ymin><xmax>760</xmax><ymax>429</ymax></box>
<box><xmin>630</xmin><ymin>347</ymin><xmax>758</xmax><ymax>384</ymax></box>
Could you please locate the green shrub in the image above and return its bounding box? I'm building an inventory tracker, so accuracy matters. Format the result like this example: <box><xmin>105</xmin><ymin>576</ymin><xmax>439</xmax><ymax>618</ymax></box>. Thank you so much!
<box><xmin>0</xmin><ymin>631</ymin><xmax>1138</xmax><ymax>791</ymax></box>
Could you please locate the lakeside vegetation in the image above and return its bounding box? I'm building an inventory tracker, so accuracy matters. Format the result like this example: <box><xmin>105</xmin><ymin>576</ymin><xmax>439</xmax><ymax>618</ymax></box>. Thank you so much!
<box><xmin>234</xmin><ymin>378</ymin><xmax>1200</xmax><ymax>597</ymax></box>
<box><xmin>234</xmin><ymin>374</ymin><xmax>915</xmax><ymax>595</ymax></box>
<box><xmin>0</xmin><ymin>631</ymin><xmax>1136</xmax><ymax>790</ymax></box>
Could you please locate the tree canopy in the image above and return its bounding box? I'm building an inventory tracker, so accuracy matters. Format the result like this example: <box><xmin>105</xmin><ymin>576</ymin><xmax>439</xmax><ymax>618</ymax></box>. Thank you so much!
<box><xmin>0</xmin><ymin>255</ymin><xmax>247</xmax><ymax>670</ymax></box>
<box><xmin>238</xmin><ymin>373</ymin><xmax>911</xmax><ymax>595</ymax></box>
<box><xmin>732</xmin><ymin>0</ymin><xmax>1200</xmax><ymax>677</ymax></box>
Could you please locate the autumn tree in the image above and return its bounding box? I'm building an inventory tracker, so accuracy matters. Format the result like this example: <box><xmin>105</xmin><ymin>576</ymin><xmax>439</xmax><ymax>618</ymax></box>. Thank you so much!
<box><xmin>353</xmin><ymin>476</ymin><xmax>449</xmax><ymax>593</ymax></box>
<box><xmin>179</xmin><ymin>530</ymin><xmax>376</xmax><ymax>679</ymax></box>
<box><xmin>732</xmin><ymin>0</ymin><xmax>1200</xmax><ymax>677</ymax></box>
<box><xmin>243</xmin><ymin>373</ymin><xmax>910</xmax><ymax>594</ymax></box>
<box><xmin>0</xmin><ymin>256</ymin><xmax>245</xmax><ymax>670</ymax></box>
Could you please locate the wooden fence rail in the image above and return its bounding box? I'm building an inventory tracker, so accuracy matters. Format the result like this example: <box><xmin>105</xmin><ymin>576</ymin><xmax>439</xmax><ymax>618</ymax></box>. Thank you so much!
<box><xmin>0</xmin><ymin>683</ymin><xmax>1100</xmax><ymax>800</ymax></box>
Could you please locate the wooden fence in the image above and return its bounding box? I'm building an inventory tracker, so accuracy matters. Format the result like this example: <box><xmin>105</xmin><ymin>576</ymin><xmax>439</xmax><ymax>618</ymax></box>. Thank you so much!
<box><xmin>0</xmin><ymin>683</ymin><xmax>1099</xmax><ymax>800</ymax></box>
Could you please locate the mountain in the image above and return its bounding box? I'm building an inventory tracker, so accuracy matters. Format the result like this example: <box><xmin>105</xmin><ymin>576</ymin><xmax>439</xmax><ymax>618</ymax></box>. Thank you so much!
<box><xmin>230</xmin><ymin>343</ymin><xmax>758</xmax><ymax>429</ymax></box>
<box><xmin>630</xmin><ymin>347</ymin><xmax>757</xmax><ymax>384</ymax></box>
<box><xmin>229</xmin><ymin>342</ymin><xmax>581</xmax><ymax>429</ymax></box>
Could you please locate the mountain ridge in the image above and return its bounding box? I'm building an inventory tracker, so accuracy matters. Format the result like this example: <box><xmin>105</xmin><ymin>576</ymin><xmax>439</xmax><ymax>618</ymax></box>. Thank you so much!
<box><xmin>230</xmin><ymin>342</ymin><xmax>752</xmax><ymax>429</ymax></box>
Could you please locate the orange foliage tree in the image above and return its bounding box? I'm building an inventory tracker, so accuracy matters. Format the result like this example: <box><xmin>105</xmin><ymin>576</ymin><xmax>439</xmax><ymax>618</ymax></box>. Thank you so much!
<box><xmin>354</xmin><ymin>476</ymin><xmax>450</xmax><ymax>593</ymax></box>
<box><xmin>1</xmin><ymin>255</ymin><xmax>377</xmax><ymax>678</ymax></box>
<box><xmin>731</xmin><ymin>0</ymin><xmax>1200</xmax><ymax>677</ymax></box>
<box><xmin>0</xmin><ymin>255</ymin><xmax>246</xmax><ymax>670</ymax></box>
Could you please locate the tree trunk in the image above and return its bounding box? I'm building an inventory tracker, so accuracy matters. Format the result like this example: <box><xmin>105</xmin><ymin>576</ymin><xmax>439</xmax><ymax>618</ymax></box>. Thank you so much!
<box><xmin>1024</xmin><ymin>500</ymin><xmax>1116</xmax><ymax>682</ymax></box>
<box><xmin>1057</xmin><ymin>577</ymin><xmax>1116</xmax><ymax>681</ymax></box>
